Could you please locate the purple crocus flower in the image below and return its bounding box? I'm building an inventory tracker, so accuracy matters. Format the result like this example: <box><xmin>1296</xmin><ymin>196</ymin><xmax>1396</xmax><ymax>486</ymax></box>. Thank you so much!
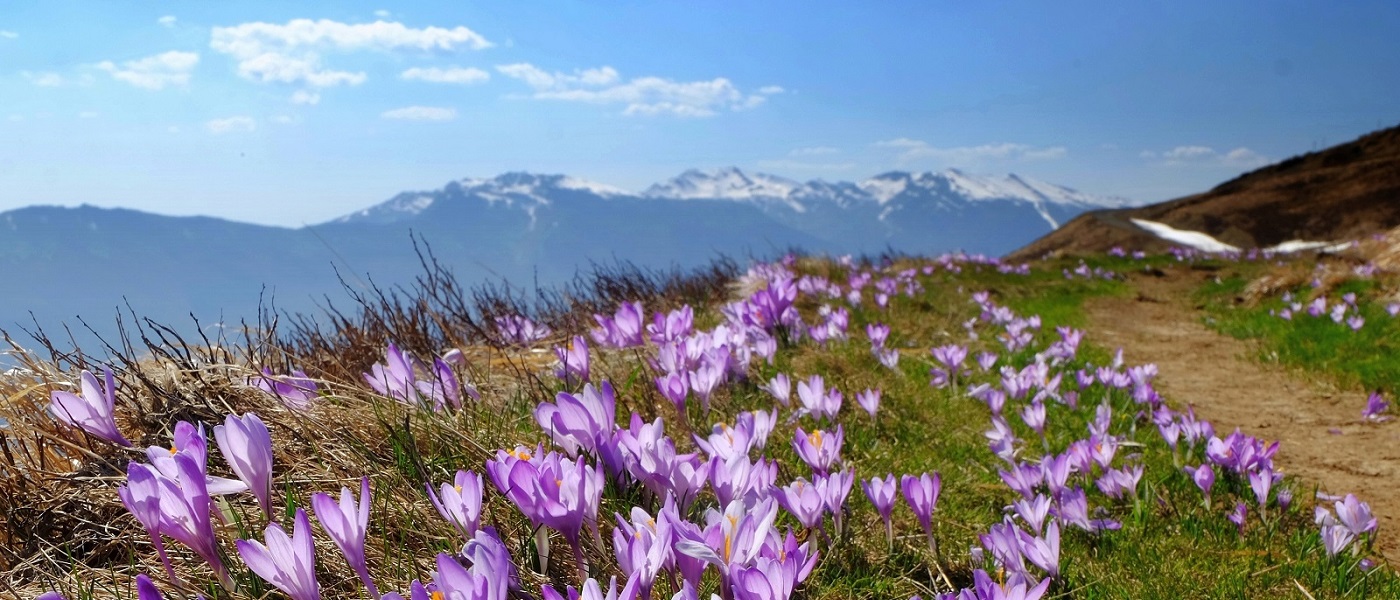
<box><xmin>1229</xmin><ymin>502</ymin><xmax>1248</xmax><ymax>534</ymax></box>
<box><xmin>1335</xmin><ymin>494</ymin><xmax>1378</xmax><ymax>537</ymax></box>
<box><xmin>496</xmin><ymin>314</ymin><xmax>552</xmax><ymax>346</ymax></box>
<box><xmin>874</xmin><ymin>347</ymin><xmax>900</xmax><ymax>370</ymax></box>
<box><xmin>1184</xmin><ymin>464</ymin><xmax>1215</xmax><ymax>509</ymax></box>
<box><xmin>1322</xmin><ymin>524</ymin><xmax>1357</xmax><ymax>558</ymax></box>
<box><xmin>1362</xmin><ymin>391</ymin><xmax>1391</xmax><ymax>422</ymax></box>
<box><xmin>1248</xmin><ymin>466</ymin><xmax>1275</xmax><ymax>512</ymax></box>
<box><xmin>118</xmin><ymin>463</ymin><xmax>180</xmax><ymax>585</ymax></box>
<box><xmin>655</xmin><ymin>372</ymin><xmax>689</xmax><ymax>414</ymax></box>
<box><xmin>427</xmin><ymin>470</ymin><xmax>484</xmax><ymax>545</ymax></box>
<box><xmin>135</xmin><ymin>574</ymin><xmax>164</xmax><ymax>600</ymax></box>
<box><xmin>534</xmin><ymin>381</ymin><xmax>618</xmax><ymax>456</ymax></box>
<box><xmin>863</xmin><ymin>474</ymin><xmax>898</xmax><ymax>548</ymax></box>
<box><xmin>902</xmin><ymin>472</ymin><xmax>942</xmax><ymax>555</ymax></box>
<box><xmin>247</xmin><ymin>368</ymin><xmax>319</xmax><ymax>410</ymax></box>
<box><xmin>543</xmin><ymin>575</ymin><xmax>640</xmax><ymax>600</ymax></box>
<box><xmin>1021</xmin><ymin>401</ymin><xmax>1047</xmax><ymax>438</ymax></box>
<box><xmin>312</xmin><ymin>477</ymin><xmax>377</xmax><ymax>599</ymax></box>
<box><xmin>238</xmin><ymin>508</ymin><xmax>320</xmax><ymax>600</ymax></box>
<box><xmin>775</xmin><ymin>478</ymin><xmax>826</xmax><ymax>529</ymax></box>
<box><xmin>49</xmin><ymin>368</ymin><xmax>132</xmax><ymax>446</ymax></box>
<box><xmin>866</xmin><ymin>323</ymin><xmax>890</xmax><ymax>348</ymax></box>
<box><xmin>855</xmin><ymin>388</ymin><xmax>881</xmax><ymax>419</ymax></box>
<box><xmin>648</xmin><ymin>305</ymin><xmax>695</xmax><ymax>344</ymax></box>
<box><xmin>1016</xmin><ymin>521</ymin><xmax>1060</xmax><ymax>578</ymax></box>
<box><xmin>214</xmin><ymin>412</ymin><xmax>275</xmax><ymax>519</ymax></box>
<box><xmin>1013</xmin><ymin>494</ymin><xmax>1053</xmax><ymax>535</ymax></box>
<box><xmin>760</xmin><ymin>373</ymin><xmax>791</xmax><ymax>406</ymax></box>
<box><xmin>553</xmin><ymin>336</ymin><xmax>591</xmax><ymax>385</ymax></box>
<box><xmin>158</xmin><ymin>453</ymin><xmax>234</xmax><ymax>589</ymax></box>
<box><xmin>796</xmin><ymin>375</ymin><xmax>840</xmax><ymax>421</ymax></box>
<box><xmin>613</xmin><ymin>506</ymin><xmax>672</xmax><ymax>600</ymax></box>
<box><xmin>819</xmin><ymin>469</ymin><xmax>855</xmax><ymax>535</ymax></box>
<box><xmin>792</xmin><ymin>426</ymin><xmax>843</xmax><ymax>475</ymax></box>
<box><xmin>147</xmin><ymin>421</ymin><xmax>247</xmax><ymax>497</ymax></box>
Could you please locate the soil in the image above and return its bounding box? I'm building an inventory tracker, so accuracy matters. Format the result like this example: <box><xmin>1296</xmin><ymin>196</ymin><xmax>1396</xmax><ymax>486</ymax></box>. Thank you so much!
<box><xmin>1083</xmin><ymin>267</ymin><xmax>1400</xmax><ymax>561</ymax></box>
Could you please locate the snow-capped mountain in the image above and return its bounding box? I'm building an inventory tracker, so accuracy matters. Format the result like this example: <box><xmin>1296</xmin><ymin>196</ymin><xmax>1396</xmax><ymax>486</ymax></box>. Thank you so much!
<box><xmin>0</xmin><ymin>166</ymin><xmax>1128</xmax><ymax>358</ymax></box>
<box><xmin>329</xmin><ymin>167</ymin><xmax>1132</xmax><ymax>257</ymax></box>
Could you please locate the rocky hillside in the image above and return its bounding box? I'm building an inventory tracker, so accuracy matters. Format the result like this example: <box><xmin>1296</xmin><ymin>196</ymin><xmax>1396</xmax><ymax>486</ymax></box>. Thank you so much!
<box><xmin>1008</xmin><ymin>124</ymin><xmax>1400</xmax><ymax>260</ymax></box>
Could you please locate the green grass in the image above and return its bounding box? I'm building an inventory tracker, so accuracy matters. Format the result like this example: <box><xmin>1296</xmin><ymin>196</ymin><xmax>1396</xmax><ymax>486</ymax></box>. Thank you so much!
<box><xmin>764</xmin><ymin>259</ymin><xmax>1395</xmax><ymax>599</ymax></box>
<box><xmin>1197</xmin><ymin>265</ymin><xmax>1400</xmax><ymax>393</ymax></box>
<box><xmin>15</xmin><ymin>254</ymin><xmax>1398</xmax><ymax>600</ymax></box>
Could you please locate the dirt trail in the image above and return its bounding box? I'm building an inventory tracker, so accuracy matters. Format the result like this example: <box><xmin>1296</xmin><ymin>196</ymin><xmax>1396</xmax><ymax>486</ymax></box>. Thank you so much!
<box><xmin>1084</xmin><ymin>267</ymin><xmax>1400</xmax><ymax>561</ymax></box>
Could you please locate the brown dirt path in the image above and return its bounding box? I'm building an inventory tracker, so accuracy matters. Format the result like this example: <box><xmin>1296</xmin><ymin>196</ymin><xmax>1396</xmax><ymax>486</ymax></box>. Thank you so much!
<box><xmin>1084</xmin><ymin>267</ymin><xmax>1400</xmax><ymax>562</ymax></box>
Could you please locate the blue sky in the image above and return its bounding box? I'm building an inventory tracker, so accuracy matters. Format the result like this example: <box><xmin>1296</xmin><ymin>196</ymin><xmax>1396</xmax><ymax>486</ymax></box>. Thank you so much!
<box><xmin>2</xmin><ymin>1</ymin><xmax>1398</xmax><ymax>226</ymax></box>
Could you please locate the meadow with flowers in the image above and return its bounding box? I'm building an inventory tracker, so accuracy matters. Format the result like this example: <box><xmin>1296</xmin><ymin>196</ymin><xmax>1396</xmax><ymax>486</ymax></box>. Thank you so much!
<box><xmin>2</xmin><ymin>248</ymin><xmax>1396</xmax><ymax>600</ymax></box>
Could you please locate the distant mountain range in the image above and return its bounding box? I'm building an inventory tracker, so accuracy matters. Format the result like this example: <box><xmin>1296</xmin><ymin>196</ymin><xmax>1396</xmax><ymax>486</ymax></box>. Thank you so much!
<box><xmin>0</xmin><ymin>168</ymin><xmax>1129</xmax><ymax>352</ymax></box>
<box><xmin>1009</xmin><ymin>123</ymin><xmax>1400</xmax><ymax>260</ymax></box>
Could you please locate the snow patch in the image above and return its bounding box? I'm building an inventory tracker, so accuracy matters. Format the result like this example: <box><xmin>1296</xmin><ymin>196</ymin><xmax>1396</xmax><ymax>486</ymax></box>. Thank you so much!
<box><xmin>1265</xmin><ymin>240</ymin><xmax>1351</xmax><ymax>254</ymax></box>
<box><xmin>1130</xmin><ymin>219</ymin><xmax>1240</xmax><ymax>253</ymax></box>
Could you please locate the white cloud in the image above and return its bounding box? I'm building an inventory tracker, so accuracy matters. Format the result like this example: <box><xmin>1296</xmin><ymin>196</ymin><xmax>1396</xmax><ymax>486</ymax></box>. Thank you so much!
<box><xmin>496</xmin><ymin>62</ymin><xmax>772</xmax><ymax>118</ymax></box>
<box><xmin>758</xmin><ymin>85</ymin><xmax>785</xmax><ymax>95</ymax></box>
<box><xmin>167</xmin><ymin>126</ymin><xmax>180</xmax><ymax>133</ymax></box>
<box><xmin>790</xmin><ymin>146</ymin><xmax>839</xmax><ymax>157</ymax></box>
<box><xmin>401</xmin><ymin>66</ymin><xmax>490</xmax><ymax>84</ymax></box>
<box><xmin>210</xmin><ymin>19</ymin><xmax>492</xmax><ymax>89</ymax></box>
<box><xmin>0</xmin><ymin>30</ymin><xmax>16</xmax><ymax>39</ymax></box>
<box><xmin>7</xmin><ymin>114</ymin><xmax>23</xmax><ymax>122</ymax></box>
<box><xmin>1143</xmin><ymin>145</ymin><xmax>1272</xmax><ymax>168</ymax></box>
<box><xmin>374</xmin><ymin>10</ymin><xmax>392</xmax><ymax>18</ymax></box>
<box><xmin>381</xmin><ymin>105</ymin><xmax>456</xmax><ymax>121</ymax></box>
<box><xmin>22</xmin><ymin>71</ymin><xmax>64</xmax><ymax>87</ymax></box>
<box><xmin>78</xmin><ymin>111</ymin><xmax>98</xmax><ymax>119</ymax></box>
<box><xmin>206</xmin><ymin>115</ymin><xmax>256</xmax><ymax>134</ymax></box>
<box><xmin>290</xmin><ymin>90</ymin><xmax>321</xmax><ymax>105</ymax></box>
<box><xmin>875</xmin><ymin>138</ymin><xmax>1068</xmax><ymax>164</ymax></box>
<box><xmin>271</xmin><ymin>115</ymin><xmax>297</xmax><ymax>124</ymax></box>
<box><xmin>96</xmin><ymin>51</ymin><xmax>199</xmax><ymax>90</ymax></box>
<box><xmin>158</xmin><ymin>16</ymin><xmax>177</xmax><ymax>28</ymax></box>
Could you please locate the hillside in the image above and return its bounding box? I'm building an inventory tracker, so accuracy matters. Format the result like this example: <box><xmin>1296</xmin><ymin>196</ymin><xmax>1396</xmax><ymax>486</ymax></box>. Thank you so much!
<box><xmin>1008</xmin><ymin>123</ymin><xmax>1400</xmax><ymax>260</ymax></box>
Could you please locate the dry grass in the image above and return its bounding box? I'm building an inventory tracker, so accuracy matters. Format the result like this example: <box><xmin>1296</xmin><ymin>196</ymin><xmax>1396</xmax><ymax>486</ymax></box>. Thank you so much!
<box><xmin>0</xmin><ymin>248</ymin><xmax>740</xmax><ymax>597</ymax></box>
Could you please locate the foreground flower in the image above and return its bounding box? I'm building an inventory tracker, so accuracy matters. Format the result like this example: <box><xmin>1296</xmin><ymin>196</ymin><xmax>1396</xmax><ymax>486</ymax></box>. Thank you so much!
<box><xmin>157</xmin><ymin>453</ymin><xmax>235</xmax><ymax>589</ymax></box>
<box><xmin>214</xmin><ymin>412</ymin><xmax>274</xmax><ymax>519</ymax></box>
<box><xmin>902</xmin><ymin>472</ymin><xmax>942</xmax><ymax>555</ymax></box>
<box><xmin>49</xmin><ymin>368</ymin><xmax>132</xmax><ymax>446</ymax></box>
<box><xmin>427</xmin><ymin>470</ymin><xmax>484</xmax><ymax>545</ymax></box>
<box><xmin>237</xmin><ymin>508</ymin><xmax>320</xmax><ymax>600</ymax></box>
<box><xmin>312</xmin><ymin>477</ymin><xmax>377</xmax><ymax>599</ymax></box>
<box><xmin>118</xmin><ymin>463</ymin><xmax>179</xmax><ymax>585</ymax></box>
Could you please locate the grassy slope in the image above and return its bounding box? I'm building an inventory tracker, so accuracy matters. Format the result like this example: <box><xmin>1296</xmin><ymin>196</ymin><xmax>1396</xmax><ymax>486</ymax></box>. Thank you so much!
<box><xmin>6</xmin><ymin>255</ymin><xmax>1396</xmax><ymax>600</ymax></box>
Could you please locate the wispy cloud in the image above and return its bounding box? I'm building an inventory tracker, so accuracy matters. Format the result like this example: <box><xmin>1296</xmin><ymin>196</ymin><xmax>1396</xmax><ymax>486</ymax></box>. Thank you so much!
<box><xmin>496</xmin><ymin>62</ymin><xmax>782</xmax><ymax>118</ymax></box>
<box><xmin>158</xmin><ymin>16</ymin><xmax>177</xmax><ymax>28</ymax></box>
<box><xmin>789</xmin><ymin>146</ymin><xmax>839</xmax><ymax>157</ymax></box>
<box><xmin>0</xmin><ymin>30</ymin><xmax>16</xmax><ymax>39</ymax></box>
<box><xmin>97</xmin><ymin>51</ymin><xmax>199</xmax><ymax>90</ymax></box>
<box><xmin>210</xmin><ymin>19</ymin><xmax>492</xmax><ymax>89</ymax></box>
<box><xmin>381</xmin><ymin>105</ymin><xmax>457</xmax><ymax>121</ymax></box>
<box><xmin>401</xmin><ymin>66</ymin><xmax>490</xmax><ymax>85</ymax></box>
<box><xmin>206</xmin><ymin>115</ymin><xmax>256</xmax><ymax>134</ymax></box>
<box><xmin>1141</xmin><ymin>145</ymin><xmax>1271</xmax><ymax>168</ymax></box>
<box><xmin>22</xmin><ymin>71</ymin><xmax>65</xmax><ymax>87</ymax></box>
<box><xmin>78</xmin><ymin>111</ymin><xmax>99</xmax><ymax>119</ymax></box>
<box><xmin>874</xmin><ymin>138</ymin><xmax>1068</xmax><ymax>164</ymax></box>
<box><xmin>290</xmin><ymin>90</ymin><xmax>320</xmax><ymax>105</ymax></box>
<box><xmin>756</xmin><ymin>159</ymin><xmax>857</xmax><ymax>171</ymax></box>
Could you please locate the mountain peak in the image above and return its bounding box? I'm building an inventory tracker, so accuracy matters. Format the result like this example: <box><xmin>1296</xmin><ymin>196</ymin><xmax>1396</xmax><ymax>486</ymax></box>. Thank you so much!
<box><xmin>644</xmin><ymin>167</ymin><xmax>801</xmax><ymax>200</ymax></box>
